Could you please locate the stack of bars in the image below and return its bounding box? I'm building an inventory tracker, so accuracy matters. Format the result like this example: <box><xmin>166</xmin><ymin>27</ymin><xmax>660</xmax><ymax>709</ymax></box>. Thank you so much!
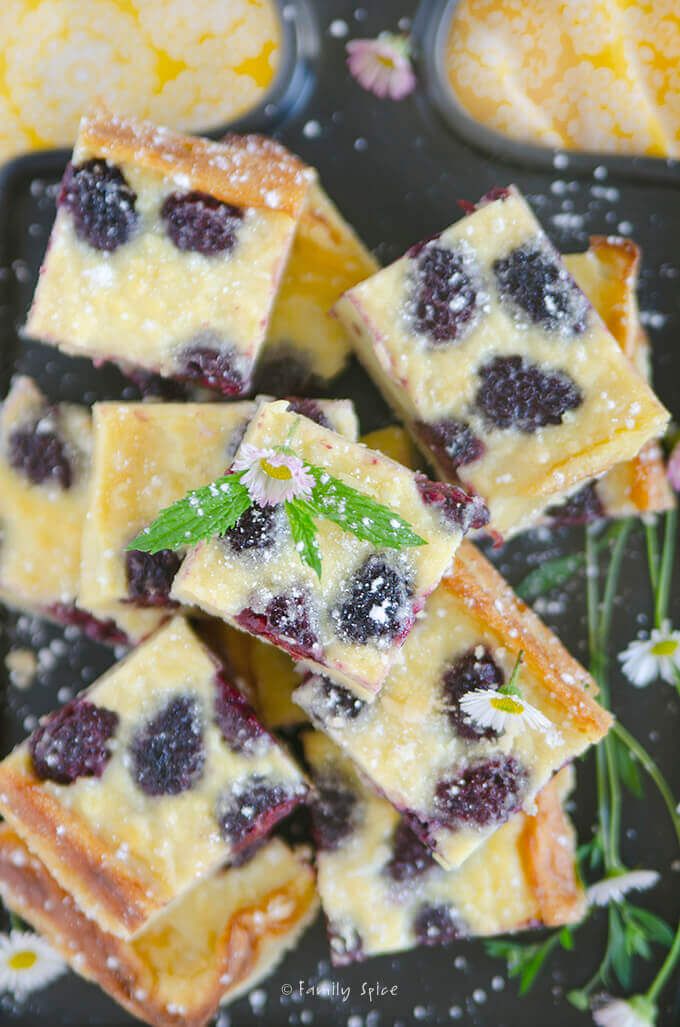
<box><xmin>0</xmin><ymin>109</ymin><xmax>672</xmax><ymax>1025</ymax></box>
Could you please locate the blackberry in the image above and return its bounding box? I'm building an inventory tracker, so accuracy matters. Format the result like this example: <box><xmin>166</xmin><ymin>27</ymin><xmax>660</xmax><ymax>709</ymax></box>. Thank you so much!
<box><xmin>129</xmin><ymin>694</ymin><xmax>205</xmax><ymax>796</ymax></box>
<box><xmin>29</xmin><ymin>700</ymin><xmax>118</xmax><ymax>784</ymax></box>
<box><xmin>494</xmin><ymin>242</ymin><xmax>589</xmax><ymax>334</ymax></box>
<box><xmin>441</xmin><ymin>646</ymin><xmax>504</xmax><ymax>741</ymax></box>
<box><xmin>60</xmin><ymin>159</ymin><xmax>137</xmax><ymax>251</ymax></box>
<box><xmin>161</xmin><ymin>190</ymin><xmax>243</xmax><ymax>255</ymax></box>
<box><xmin>476</xmin><ymin>355</ymin><xmax>582</xmax><ymax>433</ymax></box>
<box><xmin>434</xmin><ymin>756</ymin><xmax>527</xmax><ymax>828</ymax></box>
<box><xmin>333</xmin><ymin>556</ymin><xmax>412</xmax><ymax>645</ymax></box>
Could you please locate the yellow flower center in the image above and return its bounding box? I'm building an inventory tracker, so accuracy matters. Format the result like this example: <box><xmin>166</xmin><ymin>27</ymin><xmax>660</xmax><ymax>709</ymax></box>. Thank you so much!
<box><xmin>651</xmin><ymin>639</ymin><xmax>677</xmax><ymax>657</ymax></box>
<box><xmin>259</xmin><ymin>458</ymin><xmax>293</xmax><ymax>481</ymax></box>
<box><xmin>8</xmin><ymin>949</ymin><xmax>38</xmax><ymax>971</ymax></box>
<box><xmin>490</xmin><ymin>695</ymin><xmax>524</xmax><ymax>715</ymax></box>
<box><xmin>377</xmin><ymin>54</ymin><xmax>397</xmax><ymax>70</ymax></box>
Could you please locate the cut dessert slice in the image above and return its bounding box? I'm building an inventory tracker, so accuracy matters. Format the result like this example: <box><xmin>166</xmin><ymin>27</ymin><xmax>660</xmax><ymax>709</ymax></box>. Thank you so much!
<box><xmin>80</xmin><ymin>397</ymin><xmax>358</xmax><ymax>613</ymax></box>
<box><xmin>0</xmin><ymin>617</ymin><xmax>308</xmax><ymax>939</ymax></box>
<box><xmin>246</xmin><ymin>426</ymin><xmax>423</xmax><ymax>732</ymax></box>
<box><xmin>294</xmin><ymin>541</ymin><xmax>611</xmax><ymax>870</ymax></box>
<box><xmin>0</xmin><ymin>376</ymin><xmax>162</xmax><ymax>645</ymax></box>
<box><xmin>334</xmin><ymin>186</ymin><xmax>669</xmax><ymax>536</ymax></box>
<box><xmin>545</xmin><ymin>237</ymin><xmax>674</xmax><ymax>525</ymax></box>
<box><xmin>257</xmin><ymin>179</ymin><xmax>379</xmax><ymax>392</ymax></box>
<box><xmin>172</xmin><ymin>400</ymin><xmax>488</xmax><ymax>700</ymax></box>
<box><xmin>0</xmin><ymin>825</ymin><xmax>317</xmax><ymax>1027</ymax></box>
<box><xmin>26</xmin><ymin>108</ymin><xmax>312</xmax><ymax>396</ymax></box>
<box><xmin>304</xmin><ymin>732</ymin><xmax>585</xmax><ymax>964</ymax></box>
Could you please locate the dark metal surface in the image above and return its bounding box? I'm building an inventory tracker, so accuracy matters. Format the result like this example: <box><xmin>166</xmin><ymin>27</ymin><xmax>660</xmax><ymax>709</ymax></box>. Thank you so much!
<box><xmin>0</xmin><ymin>1</ymin><xmax>678</xmax><ymax>1024</ymax></box>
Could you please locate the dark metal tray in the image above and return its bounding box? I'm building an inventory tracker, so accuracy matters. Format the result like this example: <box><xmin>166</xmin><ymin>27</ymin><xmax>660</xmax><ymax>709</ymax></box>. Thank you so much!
<box><xmin>0</xmin><ymin>1</ymin><xmax>678</xmax><ymax>1024</ymax></box>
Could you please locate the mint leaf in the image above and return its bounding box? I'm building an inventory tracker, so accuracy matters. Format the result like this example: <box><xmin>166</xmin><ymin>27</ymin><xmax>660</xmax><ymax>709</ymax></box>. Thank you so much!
<box><xmin>127</xmin><ymin>473</ymin><xmax>252</xmax><ymax>553</ymax></box>
<box><xmin>306</xmin><ymin>465</ymin><xmax>426</xmax><ymax>550</ymax></box>
<box><xmin>516</xmin><ymin>553</ymin><xmax>585</xmax><ymax>602</ymax></box>
<box><xmin>286</xmin><ymin>499</ymin><xmax>322</xmax><ymax>579</ymax></box>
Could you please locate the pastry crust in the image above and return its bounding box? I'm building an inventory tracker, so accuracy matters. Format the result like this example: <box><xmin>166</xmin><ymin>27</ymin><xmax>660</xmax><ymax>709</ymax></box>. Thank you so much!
<box><xmin>78</xmin><ymin>108</ymin><xmax>312</xmax><ymax>217</ymax></box>
<box><xmin>444</xmin><ymin>540</ymin><xmax>611</xmax><ymax>735</ymax></box>
<box><xmin>0</xmin><ymin>763</ymin><xmax>161</xmax><ymax>936</ymax></box>
<box><xmin>0</xmin><ymin>617</ymin><xmax>308</xmax><ymax>939</ymax></box>
<box><xmin>303</xmin><ymin>732</ymin><xmax>585</xmax><ymax>962</ymax></box>
<box><xmin>0</xmin><ymin>826</ymin><xmax>318</xmax><ymax>1027</ymax></box>
<box><xmin>521</xmin><ymin>766</ymin><xmax>586</xmax><ymax>927</ymax></box>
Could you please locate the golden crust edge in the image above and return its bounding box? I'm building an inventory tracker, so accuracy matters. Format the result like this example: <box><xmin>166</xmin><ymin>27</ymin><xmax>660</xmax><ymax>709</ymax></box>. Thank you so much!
<box><xmin>78</xmin><ymin>107</ymin><xmax>312</xmax><ymax>218</ymax></box>
<box><xmin>521</xmin><ymin>767</ymin><xmax>587</xmax><ymax>927</ymax></box>
<box><xmin>0</xmin><ymin>762</ymin><xmax>165</xmax><ymax>939</ymax></box>
<box><xmin>0</xmin><ymin>824</ymin><xmax>318</xmax><ymax>1027</ymax></box>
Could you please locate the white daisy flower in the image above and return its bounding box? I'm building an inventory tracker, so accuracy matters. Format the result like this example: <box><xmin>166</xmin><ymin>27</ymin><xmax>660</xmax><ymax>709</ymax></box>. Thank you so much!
<box><xmin>0</xmin><ymin>930</ymin><xmax>66</xmax><ymax>998</ymax></box>
<box><xmin>618</xmin><ymin>621</ymin><xmax>680</xmax><ymax>688</ymax></box>
<box><xmin>459</xmin><ymin>687</ymin><xmax>556</xmax><ymax>737</ymax></box>
<box><xmin>593</xmin><ymin>995</ymin><xmax>656</xmax><ymax>1027</ymax></box>
<box><xmin>346</xmin><ymin>34</ymin><xmax>416</xmax><ymax>101</ymax></box>
<box><xmin>232</xmin><ymin>445</ymin><xmax>314</xmax><ymax>507</ymax></box>
<box><xmin>587</xmin><ymin>869</ymin><xmax>660</xmax><ymax>907</ymax></box>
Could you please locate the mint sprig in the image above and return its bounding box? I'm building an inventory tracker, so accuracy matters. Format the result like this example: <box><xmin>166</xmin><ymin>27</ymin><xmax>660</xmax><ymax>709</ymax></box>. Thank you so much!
<box><xmin>285</xmin><ymin>499</ymin><xmax>321</xmax><ymax>579</ymax></box>
<box><xmin>126</xmin><ymin>455</ymin><xmax>426</xmax><ymax>577</ymax></box>
<box><xmin>127</xmin><ymin>472</ymin><xmax>251</xmax><ymax>553</ymax></box>
<box><xmin>305</xmin><ymin>464</ymin><xmax>426</xmax><ymax>549</ymax></box>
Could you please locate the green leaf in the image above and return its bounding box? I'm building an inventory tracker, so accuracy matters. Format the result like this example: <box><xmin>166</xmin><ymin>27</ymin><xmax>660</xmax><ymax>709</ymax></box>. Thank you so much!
<box><xmin>622</xmin><ymin>904</ymin><xmax>674</xmax><ymax>948</ymax></box>
<box><xmin>559</xmin><ymin>926</ymin><xmax>574</xmax><ymax>951</ymax></box>
<box><xmin>614</xmin><ymin>736</ymin><xmax>644</xmax><ymax>799</ymax></box>
<box><xmin>515</xmin><ymin>521</ymin><xmax>625</xmax><ymax>602</ymax></box>
<box><xmin>127</xmin><ymin>473</ymin><xmax>252</xmax><ymax>553</ymax></box>
<box><xmin>608</xmin><ymin>906</ymin><xmax>633</xmax><ymax>989</ymax></box>
<box><xmin>306</xmin><ymin>465</ymin><xmax>427</xmax><ymax>550</ymax></box>
<box><xmin>285</xmin><ymin>500</ymin><xmax>322</xmax><ymax>579</ymax></box>
<box><xmin>485</xmin><ymin>935</ymin><xmax>560</xmax><ymax>995</ymax></box>
<box><xmin>515</xmin><ymin>553</ymin><xmax>585</xmax><ymax>602</ymax></box>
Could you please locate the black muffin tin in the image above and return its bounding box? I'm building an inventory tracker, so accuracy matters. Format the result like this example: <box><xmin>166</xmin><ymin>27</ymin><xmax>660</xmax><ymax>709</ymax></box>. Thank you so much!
<box><xmin>0</xmin><ymin>1</ymin><xmax>678</xmax><ymax>1024</ymax></box>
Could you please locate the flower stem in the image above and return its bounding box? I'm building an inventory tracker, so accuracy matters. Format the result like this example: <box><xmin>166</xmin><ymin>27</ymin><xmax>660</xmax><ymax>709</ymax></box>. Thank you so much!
<box><xmin>645</xmin><ymin>519</ymin><xmax>660</xmax><ymax>594</ymax></box>
<box><xmin>646</xmin><ymin>915</ymin><xmax>680</xmax><ymax>1004</ymax></box>
<box><xmin>612</xmin><ymin>721</ymin><xmax>680</xmax><ymax>848</ymax></box>
<box><xmin>655</xmin><ymin>507</ymin><xmax>677</xmax><ymax>629</ymax></box>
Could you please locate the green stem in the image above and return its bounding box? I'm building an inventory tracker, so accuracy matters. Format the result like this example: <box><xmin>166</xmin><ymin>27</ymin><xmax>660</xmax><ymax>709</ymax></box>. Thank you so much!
<box><xmin>655</xmin><ymin>507</ymin><xmax>677</xmax><ymax>628</ymax></box>
<box><xmin>645</xmin><ymin>519</ymin><xmax>660</xmax><ymax>595</ymax></box>
<box><xmin>646</xmin><ymin>916</ymin><xmax>680</xmax><ymax>1003</ymax></box>
<box><xmin>596</xmin><ymin>519</ymin><xmax>633</xmax><ymax>871</ymax></box>
<box><xmin>586</xmin><ymin>526</ymin><xmax>601</xmax><ymax>680</ymax></box>
<box><xmin>598</xmin><ymin>519</ymin><xmax>634</xmax><ymax>659</ymax></box>
<box><xmin>612</xmin><ymin>721</ymin><xmax>680</xmax><ymax>848</ymax></box>
<box><xmin>604</xmin><ymin>738</ymin><xmax>622</xmax><ymax>869</ymax></box>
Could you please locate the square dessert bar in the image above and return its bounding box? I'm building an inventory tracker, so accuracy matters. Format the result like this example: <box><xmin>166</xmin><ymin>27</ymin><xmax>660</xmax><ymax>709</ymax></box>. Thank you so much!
<box><xmin>26</xmin><ymin>108</ymin><xmax>312</xmax><ymax>396</ymax></box>
<box><xmin>257</xmin><ymin>179</ymin><xmax>379</xmax><ymax>392</ymax></box>
<box><xmin>0</xmin><ymin>376</ymin><xmax>161</xmax><ymax>646</ymax></box>
<box><xmin>304</xmin><ymin>732</ymin><xmax>584</xmax><ymax>965</ymax></box>
<box><xmin>335</xmin><ymin>186</ymin><xmax>669</xmax><ymax>536</ymax></box>
<box><xmin>295</xmin><ymin>541</ymin><xmax>612</xmax><ymax>870</ymax></box>
<box><xmin>0</xmin><ymin>617</ymin><xmax>308</xmax><ymax>939</ymax></box>
<box><xmin>0</xmin><ymin>826</ymin><xmax>317</xmax><ymax>1027</ymax></box>
<box><xmin>80</xmin><ymin>397</ymin><xmax>358</xmax><ymax>613</ymax></box>
<box><xmin>172</xmin><ymin>400</ymin><xmax>488</xmax><ymax>699</ymax></box>
<box><xmin>545</xmin><ymin>237</ymin><xmax>674</xmax><ymax>525</ymax></box>
<box><xmin>242</xmin><ymin>426</ymin><xmax>426</xmax><ymax>733</ymax></box>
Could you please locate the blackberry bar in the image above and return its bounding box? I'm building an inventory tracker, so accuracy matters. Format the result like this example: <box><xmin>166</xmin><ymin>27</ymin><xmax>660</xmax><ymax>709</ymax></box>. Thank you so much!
<box><xmin>295</xmin><ymin>542</ymin><xmax>611</xmax><ymax>869</ymax></box>
<box><xmin>172</xmin><ymin>400</ymin><xmax>488</xmax><ymax>699</ymax></box>
<box><xmin>304</xmin><ymin>732</ymin><xmax>584</xmax><ymax>964</ymax></box>
<box><xmin>26</xmin><ymin>108</ymin><xmax>312</xmax><ymax>396</ymax></box>
<box><xmin>0</xmin><ymin>825</ymin><xmax>317</xmax><ymax>1027</ymax></box>
<box><xmin>0</xmin><ymin>618</ymin><xmax>308</xmax><ymax>938</ymax></box>
<box><xmin>335</xmin><ymin>186</ymin><xmax>669</xmax><ymax>536</ymax></box>
<box><xmin>0</xmin><ymin>376</ymin><xmax>162</xmax><ymax>645</ymax></box>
